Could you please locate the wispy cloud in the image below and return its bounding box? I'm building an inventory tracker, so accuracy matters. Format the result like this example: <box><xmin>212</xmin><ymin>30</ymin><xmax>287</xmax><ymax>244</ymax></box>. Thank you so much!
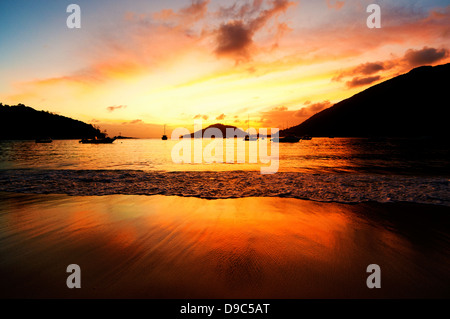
<box><xmin>122</xmin><ymin>119</ymin><xmax>142</xmax><ymax>125</ymax></box>
<box><xmin>216</xmin><ymin>113</ymin><xmax>226</xmax><ymax>120</ymax></box>
<box><xmin>194</xmin><ymin>114</ymin><xmax>209</xmax><ymax>120</ymax></box>
<box><xmin>346</xmin><ymin>76</ymin><xmax>381</xmax><ymax>88</ymax></box>
<box><xmin>326</xmin><ymin>0</ymin><xmax>345</xmax><ymax>10</ymax></box>
<box><xmin>107</xmin><ymin>105</ymin><xmax>127</xmax><ymax>112</ymax></box>
<box><xmin>334</xmin><ymin>46</ymin><xmax>449</xmax><ymax>89</ymax></box>
<box><xmin>333</xmin><ymin>61</ymin><xmax>392</xmax><ymax>81</ymax></box>
<box><xmin>151</xmin><ymin>0</ymin><xmax>210</xmax><ymax>25</ymax></box>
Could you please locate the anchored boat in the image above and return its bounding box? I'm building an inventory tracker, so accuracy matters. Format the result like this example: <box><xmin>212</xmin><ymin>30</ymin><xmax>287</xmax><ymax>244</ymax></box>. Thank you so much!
<box><xmin>272</xmin><ymin>135</ymin><xmax>301</xmax><ymax>143</ymax></box>
<box><xmin>79</xmin><ymin>137</ymin><xmax>116</xmax><ymax>144</ymax></box>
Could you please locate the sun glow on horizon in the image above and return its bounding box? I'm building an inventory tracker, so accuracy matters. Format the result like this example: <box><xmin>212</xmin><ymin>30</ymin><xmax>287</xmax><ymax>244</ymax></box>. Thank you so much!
<box><xmin>1</xmin><ymin>0</ymin><xmax>449</xmax><ymax>137</ymax></box>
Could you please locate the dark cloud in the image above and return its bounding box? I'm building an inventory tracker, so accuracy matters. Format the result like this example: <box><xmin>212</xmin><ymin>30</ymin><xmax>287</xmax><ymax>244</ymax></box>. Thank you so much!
<box><xmin>355</xmin><ymin>62</ymin><xmax>385</xmax><ymax>75</ymax></box>
<box><xmin>403</xmin><ymin>46</ymin><xmax>449</xmax><ymax>67</ymax></box>
<box><xmin>214</xmin><ymin>0</ymin><xmax>296</xmax><ymax>60</ymax></box>
<box><xmin>333</xmin><ymin>61</ymin><xmax>389</xmax><ymax>82</ymax></box>
<box><xmin>216</xmin><ymin>113</ymin><xmax>226</xmax><ymax>120</ymax></box>
<box><xmin>334</xmin><ymin>46</ymin><xmax>449</xmax><ymax>87</ymax></box>
<box><xmin>346</xmin><ymin>76</ymin><xmax>381</xmax><ymax>88</ymax></box>
<box><xmin>107</xmin><ymin>105</ymin><xmax>127</xmax><ymax>112</ymax></box>
<box><xmin>215</xmin><ymin>21</ymin><xmax>253</xmax><ymax>58</ymax></box>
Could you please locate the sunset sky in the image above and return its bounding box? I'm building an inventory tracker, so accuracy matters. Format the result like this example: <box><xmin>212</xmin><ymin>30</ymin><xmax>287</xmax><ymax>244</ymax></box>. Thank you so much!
<box><xmin>1</xmin><ymin>0</ymin><xmax>449</xmax><ymax>137</ymax></box>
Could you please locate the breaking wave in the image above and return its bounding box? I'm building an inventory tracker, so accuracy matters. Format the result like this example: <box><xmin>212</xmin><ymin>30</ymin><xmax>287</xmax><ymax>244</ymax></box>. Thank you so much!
<box><xmin>1</xmin><ymin>169</ymin><xmax>449</xmax><ymax>206</ymax></box>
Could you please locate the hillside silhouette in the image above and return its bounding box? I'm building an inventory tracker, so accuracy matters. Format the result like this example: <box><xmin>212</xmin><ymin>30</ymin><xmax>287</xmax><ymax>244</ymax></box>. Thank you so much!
<box><xmin>281</xmin><ymin>63</ymin><xmax>450</xmax><ymax>138</ymax></box>
<box><xmin>0</xmin><ymin>103</ymin><xmax>103</xmax><ymax>140</ymax></box>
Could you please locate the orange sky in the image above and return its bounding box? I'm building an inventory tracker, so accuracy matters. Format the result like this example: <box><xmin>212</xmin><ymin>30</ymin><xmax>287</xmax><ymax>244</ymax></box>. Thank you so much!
<box><xmin>1</xmin><ymin>0</ymin><xmax>449</xmax><ymax>137</ymax></box>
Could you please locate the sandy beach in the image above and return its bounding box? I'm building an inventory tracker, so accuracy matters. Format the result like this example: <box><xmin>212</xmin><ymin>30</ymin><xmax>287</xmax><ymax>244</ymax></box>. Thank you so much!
<box><xmin>1</xmin><ymin>192</ymin><xmax>449</xmax><ymax>299</ymax></box>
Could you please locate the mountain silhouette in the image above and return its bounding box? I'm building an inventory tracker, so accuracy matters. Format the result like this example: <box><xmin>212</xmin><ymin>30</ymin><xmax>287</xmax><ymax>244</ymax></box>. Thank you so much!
<box><xmin>0</xmin><ymin>103</ymin><xmax>103</xmax><ymax>140</ymax></box>
<box><xmin>182</xmin><ymin>123</ymin><xmax>248</xmax><ymax>138</ymax></box>
<box><xmin>281</xmin><ymin>63</ymin><xmax>450</xmax><ymax>138</ymax></box>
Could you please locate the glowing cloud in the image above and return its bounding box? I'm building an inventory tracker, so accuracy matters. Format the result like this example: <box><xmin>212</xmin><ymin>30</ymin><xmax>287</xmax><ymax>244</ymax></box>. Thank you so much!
<box><xmin>1</xmin><ymin>1</ymin><xmax>450</xmax><ymax>137</ymax></box>
<box><xmin>107</xmin><ymin>105</ymin><xmax>128</xmax><ymax>112</ymax></box>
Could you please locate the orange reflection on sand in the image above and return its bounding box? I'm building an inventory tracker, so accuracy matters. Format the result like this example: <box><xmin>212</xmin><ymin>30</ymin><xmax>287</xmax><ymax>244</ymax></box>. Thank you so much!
<box><xmin>133</xmin><ymin>196</ymin><xmax>357</xmax><ymax>297</ymax></box>
<box><xmin>161</xmin><ymin>197</ymin><xmax>353</xmax><ymax>261</ymax></box>
<box><xmin>2</xmin><ymin>193</ymin><xmax>450</xmax><ymax>298</ymax></box>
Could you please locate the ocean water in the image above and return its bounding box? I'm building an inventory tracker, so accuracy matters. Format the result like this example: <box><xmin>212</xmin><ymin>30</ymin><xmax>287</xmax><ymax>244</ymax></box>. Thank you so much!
<box><xmin>0</xmin><ymin>138</ymin><xmax>449</xmax><ymax>205</ymax></box>
<box><xmin>1</xmin><ymin>138</ymin><xmax>450</xmax><ymax>299</ymax></box>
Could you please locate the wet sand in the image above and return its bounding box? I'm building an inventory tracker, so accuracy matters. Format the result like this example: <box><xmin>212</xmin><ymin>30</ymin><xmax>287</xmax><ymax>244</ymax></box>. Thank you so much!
<box><xmin>0</xmin><ymin>192</ymin><xmax>449</xmax><ymax>299</ymax></box>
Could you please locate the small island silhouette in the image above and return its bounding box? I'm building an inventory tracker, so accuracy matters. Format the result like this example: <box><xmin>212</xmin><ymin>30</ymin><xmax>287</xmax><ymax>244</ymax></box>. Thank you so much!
<box><xmin>182</xmin><ymin>123</ymin><xmax>248</xmax><ymax>138</ymax></box>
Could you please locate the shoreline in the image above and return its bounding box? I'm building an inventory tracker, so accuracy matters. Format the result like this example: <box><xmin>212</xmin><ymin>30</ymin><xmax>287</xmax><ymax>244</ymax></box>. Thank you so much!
<box><xmin>1</xmin><ymin>189</ymin><xmax>450</xmax><ymax>208</ymax></box>
<box><xmin>1</xmin><ymin>169</ymin><xmax>448</xmax><ymax>207</ymax></box>
<box><xmin>1</xmin><ymin>192</ymin><xmax>450</xmax><ymax>299</ymax></box>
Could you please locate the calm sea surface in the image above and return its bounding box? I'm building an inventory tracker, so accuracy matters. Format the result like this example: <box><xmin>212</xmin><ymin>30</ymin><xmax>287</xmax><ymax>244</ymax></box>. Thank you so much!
<box><xmin>0</xmin><ymin>138</ymin><xmax>449</xmax><ymax>205</ymax></box>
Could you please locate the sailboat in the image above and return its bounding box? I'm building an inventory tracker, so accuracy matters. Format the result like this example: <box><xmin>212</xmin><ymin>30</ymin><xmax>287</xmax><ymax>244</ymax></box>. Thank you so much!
<box><xmin>35</xmin><ymin>137</ymin><xmax>52</xmax><ymax>143</ymax></box>
<box><xmin>161</xmin><ymin>124</ymin><xmax>168</xmax><ymax>140</ymax></box>
<box><xmin>244</xmin><ymin>115</ymin><xmax>257</xmax><ymax>141</ymax></box>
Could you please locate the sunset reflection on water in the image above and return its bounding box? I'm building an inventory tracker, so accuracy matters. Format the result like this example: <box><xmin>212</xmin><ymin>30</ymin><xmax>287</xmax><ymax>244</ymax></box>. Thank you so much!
<box><xmin>1</xmin><ymin>138</ymin><xmax>448</xmax><ymax>175</ymax></box>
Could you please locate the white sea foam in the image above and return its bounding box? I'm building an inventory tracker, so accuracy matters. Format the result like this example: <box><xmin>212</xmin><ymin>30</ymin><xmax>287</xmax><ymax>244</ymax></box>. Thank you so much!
<box><xmin>0</xmin><ymin>170</ymin><xmax>448</xmax><ymax>206</ymax></box>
